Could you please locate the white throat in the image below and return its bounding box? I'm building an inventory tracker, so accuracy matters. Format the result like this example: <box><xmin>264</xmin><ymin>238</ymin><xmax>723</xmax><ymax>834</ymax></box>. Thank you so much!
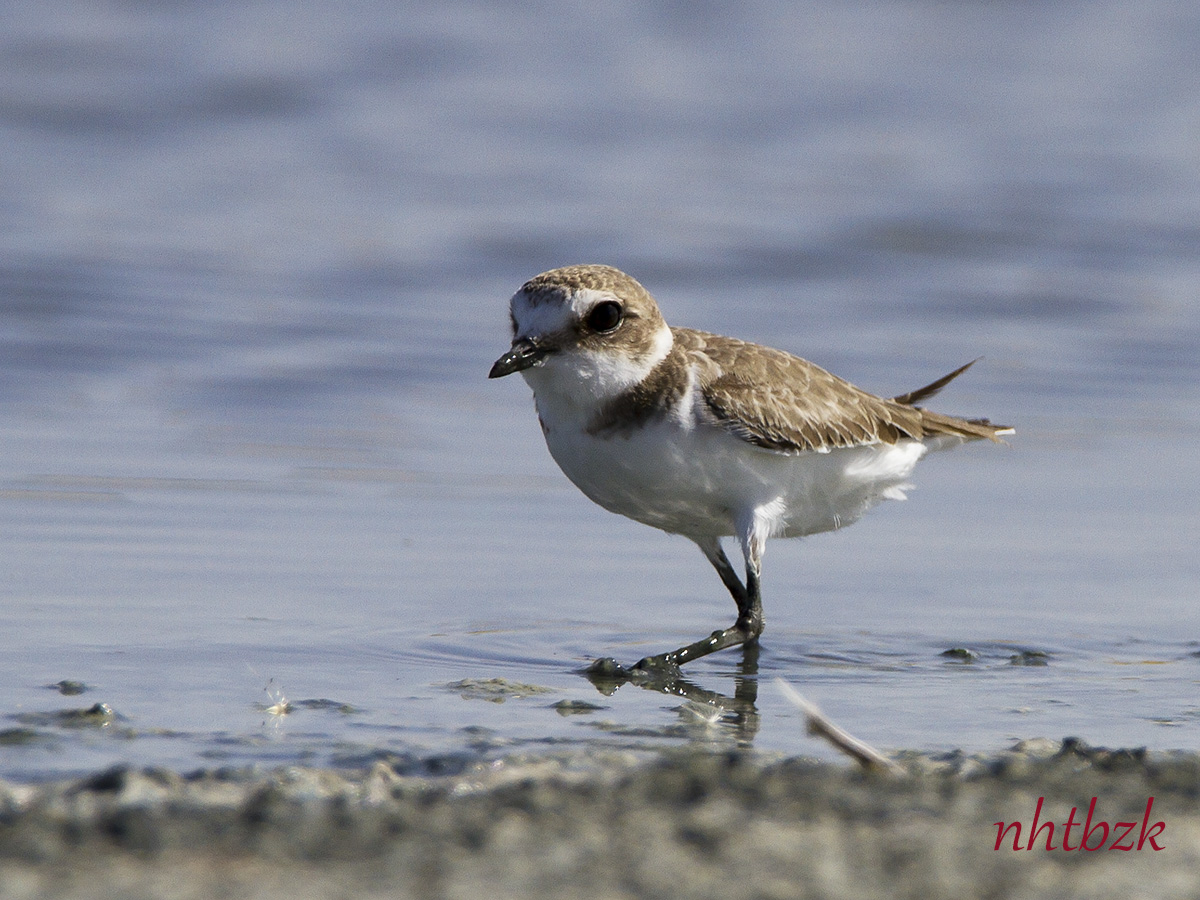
<box><xmin>523</xmin><ymin>324</ymin><xmax>673</xmax><ymax>412</ymax></box>
<box><xmin>511</xmin><ymin>288</ymin><xmax>674</xmax><ymax>417</ymax></box>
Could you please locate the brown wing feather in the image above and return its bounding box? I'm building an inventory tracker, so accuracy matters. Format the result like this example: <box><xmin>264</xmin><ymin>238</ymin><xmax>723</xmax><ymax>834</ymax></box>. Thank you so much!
<box><xmin>678</xmin><ymin>329</ymin><xmax>1009</xmax><ymax>453</ymax></box>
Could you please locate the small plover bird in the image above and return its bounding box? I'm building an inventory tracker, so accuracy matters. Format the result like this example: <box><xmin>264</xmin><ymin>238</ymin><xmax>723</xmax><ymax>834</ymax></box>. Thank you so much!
<box><xmin>489</xmin><ymin>265</ymin><xmax>1011</xmax><ymax>672</ymax></box>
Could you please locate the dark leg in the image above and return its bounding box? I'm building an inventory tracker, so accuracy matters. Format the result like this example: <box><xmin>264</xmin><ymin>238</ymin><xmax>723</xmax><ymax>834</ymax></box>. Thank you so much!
<box><xmin>631</xmin><ymin>537</ymin><xmax>765</xmax><ymax>672</ymax></box>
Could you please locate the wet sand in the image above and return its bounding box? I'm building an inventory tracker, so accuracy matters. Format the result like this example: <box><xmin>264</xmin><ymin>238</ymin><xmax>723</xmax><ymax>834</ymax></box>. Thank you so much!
<box><xmin>1</xmin><ymin>738</ymin><xmax>1195</xmax><ymax>899</ymax></box>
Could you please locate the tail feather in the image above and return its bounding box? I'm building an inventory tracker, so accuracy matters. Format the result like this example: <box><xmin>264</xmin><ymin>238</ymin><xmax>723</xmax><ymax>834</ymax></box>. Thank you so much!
<box><xmin>892</xmin><ymin>359</ymin><xmax>979</xmax><ymax>406</ymax></box>
<box><xmin>919</xmin><ymin>409</ymin><xmax>1013</xmax><ymax>443</ymax></box>
<box><xmin>892</xmin><ymin>360</ymin><xmax>1013</xmax><ymax>443</ymax></box>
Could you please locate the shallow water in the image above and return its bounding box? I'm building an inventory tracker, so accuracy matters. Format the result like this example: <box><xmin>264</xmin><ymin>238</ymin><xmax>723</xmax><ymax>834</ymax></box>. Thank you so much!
<box><xmin>3</xmin><ymin>0</ymin><xmax>1200</xmax><ymax>781</ymax></box>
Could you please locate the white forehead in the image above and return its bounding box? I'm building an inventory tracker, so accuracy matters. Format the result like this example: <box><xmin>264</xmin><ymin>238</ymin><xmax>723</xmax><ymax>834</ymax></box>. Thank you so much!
<box><xmin>510</xmin><ymin>287</ymin><xmax>613</xmax><ymax>339</ymax></box>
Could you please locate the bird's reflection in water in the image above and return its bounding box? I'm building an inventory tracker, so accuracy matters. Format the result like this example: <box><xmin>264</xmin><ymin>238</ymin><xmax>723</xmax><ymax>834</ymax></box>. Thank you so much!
<box><xmin>582</xmin><ymin>642</ymin><xmax>761</xmax><ymax>746</ymax></box>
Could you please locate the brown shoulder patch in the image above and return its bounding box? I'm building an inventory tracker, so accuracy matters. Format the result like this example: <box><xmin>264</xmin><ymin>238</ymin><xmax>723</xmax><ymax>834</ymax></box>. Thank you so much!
<box><xmin>585</xmin><ymin>341</ymin><xmax>690</xmax><ymax>437</ymax></box>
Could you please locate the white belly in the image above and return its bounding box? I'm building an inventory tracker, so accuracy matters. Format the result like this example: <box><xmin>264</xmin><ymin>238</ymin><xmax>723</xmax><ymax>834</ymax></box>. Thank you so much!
<box><xmin>540</xmin><ymin>412</ymin><xmax>929</xmax><ymax>541</ymax></box>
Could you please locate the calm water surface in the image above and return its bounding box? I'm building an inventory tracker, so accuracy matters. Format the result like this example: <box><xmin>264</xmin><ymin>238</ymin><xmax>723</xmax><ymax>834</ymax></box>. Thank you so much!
<box><xmin>2</xmin><ymin>0</ymin><xmax>1200</xmax><ymax>781</ymax></box>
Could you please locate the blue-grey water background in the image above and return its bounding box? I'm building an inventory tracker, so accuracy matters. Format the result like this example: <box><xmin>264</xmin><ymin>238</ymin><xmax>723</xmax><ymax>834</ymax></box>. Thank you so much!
<box><xmin>2</xmin><ymin>0</ymin><xmax>1199</xmax><ymax>781</ymax></box>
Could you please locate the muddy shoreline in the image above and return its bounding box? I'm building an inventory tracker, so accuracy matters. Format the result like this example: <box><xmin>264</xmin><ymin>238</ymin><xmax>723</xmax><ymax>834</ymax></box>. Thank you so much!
<box><xmin>1</xmin><ymin>738</ymin><xmax>1196</xmax><ymax>899</ymax></box>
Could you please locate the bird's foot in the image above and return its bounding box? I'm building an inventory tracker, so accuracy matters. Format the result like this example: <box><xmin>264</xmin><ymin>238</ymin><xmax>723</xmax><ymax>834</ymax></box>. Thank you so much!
<box><xmin>630</xmin><ymin>652</ymin><xmax>683</xmax><ymax>678</ymax></box>
<box><xmin>585</xmin><ymin>623</ymin><xmax>758</xmax><ymax>687</ymax></box>
<box><xmin>584</xmin><ymin>656</ymin><xmax>645</xmax><ymax>693</ymax></box>
<box><xmin>585</xmin><ymin>656</ymin><xmax>628</xmax><ymax>677</ymax></box>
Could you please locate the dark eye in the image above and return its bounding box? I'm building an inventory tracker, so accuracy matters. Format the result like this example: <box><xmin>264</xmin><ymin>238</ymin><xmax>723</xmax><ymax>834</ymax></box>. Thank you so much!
<box><xmin>587</xmin><ymin>300</ymin><xmax>623</xmax><ymax>333</ymax></box>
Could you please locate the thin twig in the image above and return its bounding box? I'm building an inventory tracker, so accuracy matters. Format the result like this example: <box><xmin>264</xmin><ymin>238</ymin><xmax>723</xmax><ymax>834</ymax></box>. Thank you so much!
<box><xmin>776</xmin><ymin>678</ymin><xmax>902</xmax><ymax>773</ymax></box>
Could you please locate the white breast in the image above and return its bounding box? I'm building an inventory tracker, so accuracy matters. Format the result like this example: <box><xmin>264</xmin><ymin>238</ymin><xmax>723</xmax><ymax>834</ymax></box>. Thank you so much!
<box><xmin>529</xmin><ymin>360</ymin><xmax>930</xmax><ymax>542</ymax></box>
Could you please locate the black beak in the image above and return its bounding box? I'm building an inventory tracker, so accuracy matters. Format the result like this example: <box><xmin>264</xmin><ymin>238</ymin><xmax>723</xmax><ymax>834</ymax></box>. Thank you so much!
<box><xmin>489</xmin><ymin>338</ymin><xmax>548</xmax><ymax>378</ymax></box>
